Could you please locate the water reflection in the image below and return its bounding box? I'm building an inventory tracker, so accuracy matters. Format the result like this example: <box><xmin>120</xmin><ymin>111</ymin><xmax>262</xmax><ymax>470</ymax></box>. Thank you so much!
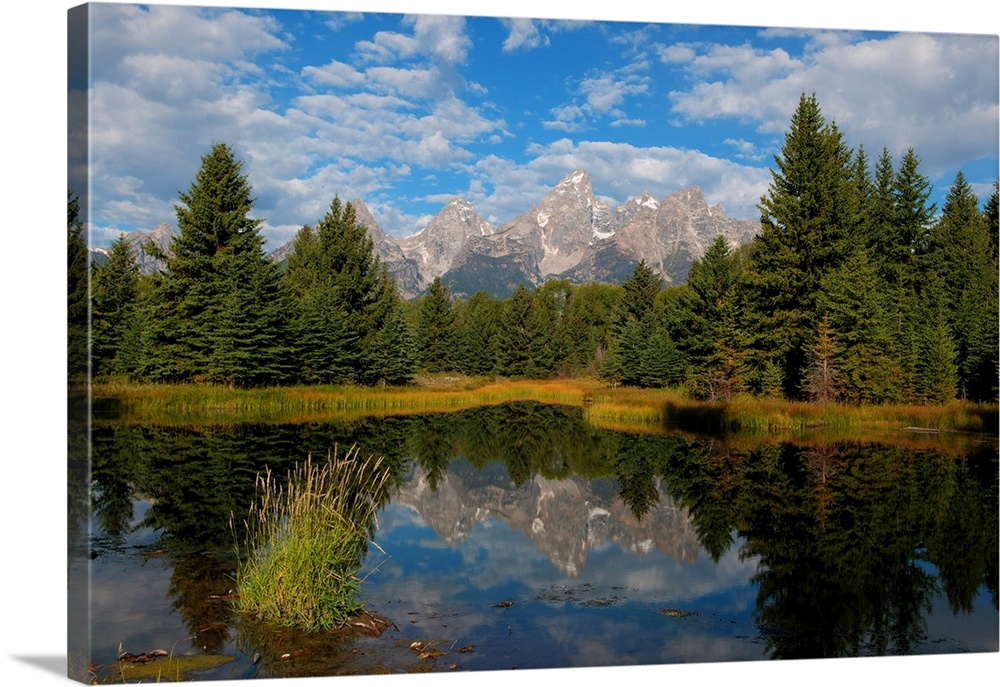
<box><xmin>81</xmin><ymin>402</ymin><xmax>998</xmax><ymax>677</ymax></box>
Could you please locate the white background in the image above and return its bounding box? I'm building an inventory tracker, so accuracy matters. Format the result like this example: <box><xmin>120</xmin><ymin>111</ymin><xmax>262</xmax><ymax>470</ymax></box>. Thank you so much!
<box><xmin>2</xmin><ymin>1</ymin><xmax>997</xmax><ymax>686</ymax></box>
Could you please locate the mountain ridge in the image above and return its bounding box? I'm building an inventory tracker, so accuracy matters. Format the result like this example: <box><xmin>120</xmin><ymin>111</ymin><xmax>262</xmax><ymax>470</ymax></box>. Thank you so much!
<box><xmin>94</xmin><ymin>169</ymin><xmax>761</xmax><ymax>299</ymax></box>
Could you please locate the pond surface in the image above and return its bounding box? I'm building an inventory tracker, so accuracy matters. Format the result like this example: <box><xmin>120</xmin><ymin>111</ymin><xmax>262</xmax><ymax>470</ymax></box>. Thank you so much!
<box><xmin>69</xmin><ymin>402</ymin><xmax>999</xmax><ymax>682</ymax></box>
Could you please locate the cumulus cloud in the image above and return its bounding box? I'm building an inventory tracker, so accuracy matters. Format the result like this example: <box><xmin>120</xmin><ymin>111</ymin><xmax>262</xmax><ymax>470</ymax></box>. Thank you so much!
<box><xmin>501</xmin><ymin>18</ymin><xmax>550</xmax><ymax>52</ymax></box>
<box><xmin>500</xmin><ymin>17</ymin><xmax>591</xmax><ymax>52</ymax></box>
<box><xmin>544</xmin><ymin>69</ymin><xmax>650</xmax><ymax>131</ymax></box>
<box><xmin>580</xmin><ymin>74</ymin><xmax>649</xmax><ymax>114</ymax></box>
<box><xmin>465</xmin><ymin>139</ymin><xmax>771</xmax><ymax>227</ymax></box>
<box><xmin>302</xmin><ymin>60</ymin><xmax>365</xmax><ymax>88</ymax></box>
<box><xmin>356</xmin><ymin>14</ymin><xmax>471</xmax><ymax>65</ymax></box>
<box><xmin>665</xmin><ymin>32</ymin><xmax>999</xmax><ymax>174</ymax></box>
<box><xmin>534</xmin><ymin>139</ymin><xmax>772</xmax><ymax>220</ymax></box>
<box><xmin>89</xmin><ymin>4</ymin><xmax>288</xmax><ymax>71</ymax></box>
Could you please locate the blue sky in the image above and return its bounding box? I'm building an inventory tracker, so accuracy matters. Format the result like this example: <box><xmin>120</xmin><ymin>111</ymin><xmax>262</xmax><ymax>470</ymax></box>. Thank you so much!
<box><xmin>71</xmin><ymin>1</ymin><xmax>999</xmax><ymax>252</ymax></box>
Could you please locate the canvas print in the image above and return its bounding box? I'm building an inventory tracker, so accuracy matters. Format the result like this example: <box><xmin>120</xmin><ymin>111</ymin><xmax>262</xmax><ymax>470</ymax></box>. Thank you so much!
<box><xmin>67</xmin><ymin>1</ymin><xmax>998</xmax><ymax>683</ymax></box>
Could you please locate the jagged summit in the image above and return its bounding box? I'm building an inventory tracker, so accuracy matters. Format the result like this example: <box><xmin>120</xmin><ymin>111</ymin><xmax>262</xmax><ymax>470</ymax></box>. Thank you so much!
<box><xmin>256</xmin><ymin>169</ymin><xmax>760</xmax><ymax>299</ymax></box>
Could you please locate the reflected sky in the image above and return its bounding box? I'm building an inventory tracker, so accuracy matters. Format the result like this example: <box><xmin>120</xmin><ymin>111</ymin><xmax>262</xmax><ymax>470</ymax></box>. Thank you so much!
<box><xmin>357</xmin><ymin>460</ymin><xmax>767</xmax><ymax>669</ymax></box>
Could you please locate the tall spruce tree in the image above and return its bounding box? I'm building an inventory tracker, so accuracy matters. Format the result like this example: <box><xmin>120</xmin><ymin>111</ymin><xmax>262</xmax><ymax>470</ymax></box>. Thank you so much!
<box><xmin>283</xmin><ymin>197</ymin><xmax>412</xmax><ymax>386</ymax></box>
<box><xmin>892</xmin><ymin>147</ymin><xmax>936</xmax><ymax>264</ymax></box>
<box><xmin>867</xmin><ymin>148</ymin><xmax>902</xmax><ymax>283</ymax></box>
<box><xmin>498</xmin><ymin>284</ymin><xmax>542</xmax><ymax>377</ymax></box>
<box><xmin>611</xmin><ymin>260</ymin><xmax>661</xmax><ymax>334</ymax></box>
<box><xmin>284</xmin><ymin>224</ymin><xmax>350</xmax><ymax>384</ymax></box>
<box><xmin>67</xmin><ymin>191</ymin><xmax>90</xmax><ymax>385</ymax></box>
<box><xmin>680</xmin><ymin>235</ymin><xmax>743</xmax><ymax>398</ymax></box>
<box><xmin>416</xmin><ymin>276</ymin><xmax>457</xmax><ymax>373</ymax></box>
<box><xmin>742</xmin><ymin>93</ymin><xmax>855</xmax><ymax>398</ymax></box>
<box><xmin>926</xmin><ymin>172</ymin><xmax>999</xmax><ymax>401</ymax></box>
<box><xmin>985</xmin><ymin>180</ymin><xmax>998</xmax><ymax>259</ymax></box>
<box><xmin>91</xmin><ymin>234</ymin><xmax>140</xmax><ymax>378</ymax></box>
<box><xmin>136</xmin><ymin>143</ymin><xmax>291</xmax><ymax>385</ymax></box>
<box><xmin>602</xmin><ymin>261</ymin><xmax>663</xmax><ymax>386</ymax></box>
<box><xmin>916</xmin><ymin>288</ymin><xmax>960</xmax><ymax>405</ymax></box>
<box><xmin>370</xmin><ymin>288</ymin><xmax>417</xmax><ymax>386</ymax></box>
<box><xmin>816</xmin><ymin>250</ymin><xmax>900</xmax><ymax>404</ymax></box>
<box><xmin>454</xmin><ymin>291</ymin><xmax>503</xmax><ymax>376</ymax></box>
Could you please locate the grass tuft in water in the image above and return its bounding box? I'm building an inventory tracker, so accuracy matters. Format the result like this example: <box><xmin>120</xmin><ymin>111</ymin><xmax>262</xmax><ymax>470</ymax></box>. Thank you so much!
<box><xmin>234</xmin><ymin>445</ymin><xmax>391</xmax><ymax>632</ymax></box>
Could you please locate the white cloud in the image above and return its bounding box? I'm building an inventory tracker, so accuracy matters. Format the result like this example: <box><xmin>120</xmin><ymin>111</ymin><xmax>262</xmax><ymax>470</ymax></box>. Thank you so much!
<box><xmin>580</xmin><ymin>74</ymin><xmax>649</xmax><ymax>115</ymax></box>
<box><xmin>357</xmin><ymin>14</ymin><xmax>471</xmax><ymax>65</ymax></box>
<box><xmin>666</xmin><ymin>32</ymin><xmax>999</xmax><ymax>174</ymax></box>
<box><xmin>302</xmin><ymin>60</ymin><xmax>365</xmax><ymax>88</ymax></box>
<box><xmin>500</xmin><ymin>17</ymin><xmax>590</xmax><ymax>52</ymax></box>
<box><xmin>464</xmin><ymin>139</ymin><xmax>771</xmax><ymax>227</ymax></box>
<box><xmin>90</xmin><ymin>4</ymin><xmax>287</xmax><ymax>70</ymax></box>
<box><xmin>501</xmin><ymin>18</ymin><xmax>550</xmax><ymax>52</ymax></box>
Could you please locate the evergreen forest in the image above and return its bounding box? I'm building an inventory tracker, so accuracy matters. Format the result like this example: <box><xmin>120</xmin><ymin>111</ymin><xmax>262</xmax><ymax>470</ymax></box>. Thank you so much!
<box><xmin>70</xmin><ymin>94</ymin><xmax>1000</xmax><ymax>405</ymax></box>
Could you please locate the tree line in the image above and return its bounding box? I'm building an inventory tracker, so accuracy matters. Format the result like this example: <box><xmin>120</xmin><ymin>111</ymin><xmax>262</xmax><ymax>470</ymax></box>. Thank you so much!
<box><xmin>71</xmin><ymin>93</ymin><xmax>999</xmax><ymax>404</ymax></box>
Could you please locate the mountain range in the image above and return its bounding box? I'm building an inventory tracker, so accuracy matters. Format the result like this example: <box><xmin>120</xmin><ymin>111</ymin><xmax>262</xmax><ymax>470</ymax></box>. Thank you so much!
<box><xmin>94</xmin><ymin>169</ymin><xmax>761</xmax><ymax>300</ymax></box>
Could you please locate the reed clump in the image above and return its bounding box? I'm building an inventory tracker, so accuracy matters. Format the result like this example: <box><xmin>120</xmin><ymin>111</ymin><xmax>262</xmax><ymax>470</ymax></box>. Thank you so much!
<box><xmin>234</xmin><ymin>445</ymin><xmax>390</xmax><ymax>632</ymax></box>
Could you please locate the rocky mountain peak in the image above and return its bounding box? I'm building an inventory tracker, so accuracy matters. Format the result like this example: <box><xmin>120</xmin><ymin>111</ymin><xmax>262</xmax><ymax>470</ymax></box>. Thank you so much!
<box><xmin>399</xmin><ymin>197</ymin><xmax>493</xmax><ymax>290</ymax></box>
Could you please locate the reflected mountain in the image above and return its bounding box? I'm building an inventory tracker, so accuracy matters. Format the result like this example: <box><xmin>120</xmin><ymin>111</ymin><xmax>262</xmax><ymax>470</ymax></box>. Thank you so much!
<box><xmin>394</xmin><ymin>459</ymin><xmax>701</xmax><ymax>576</ymax></box>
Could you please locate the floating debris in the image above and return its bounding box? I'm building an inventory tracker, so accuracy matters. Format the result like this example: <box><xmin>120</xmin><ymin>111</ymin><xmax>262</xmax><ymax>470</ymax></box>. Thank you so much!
<box><xmin>208</xmin><ymin>590</ymin><xmax>239</xmax><ymax>600</ymax></box>
<box><xmin>493</xmin><ymin>600</ymin><xmax>514</xmax><ymax>608</ymax></box>
<box><xmin>345</xmin><ymin>609</ymin><xmax>393</xmax><ymax>636</ymax></box>
<box><xmin>658</xmin><ymin>608</ymin><xmax>697</xmax><ymax>619</ymax></box>
<box><xmin>408</xmin><ymin>640</ymin><xmax>449</xmax><ymax>660</ymax></box>
<box><xmin>118</xmin><ymin>649</ymin><xmax>168</xmax><ymax>663</ymax></box>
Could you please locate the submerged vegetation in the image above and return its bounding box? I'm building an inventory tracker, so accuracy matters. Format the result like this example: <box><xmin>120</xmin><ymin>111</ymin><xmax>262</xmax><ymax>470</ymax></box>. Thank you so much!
<box><xmin>234</xmin><ymin>446</ymin><xmax>391</xmax><ymax>632</ymax></box>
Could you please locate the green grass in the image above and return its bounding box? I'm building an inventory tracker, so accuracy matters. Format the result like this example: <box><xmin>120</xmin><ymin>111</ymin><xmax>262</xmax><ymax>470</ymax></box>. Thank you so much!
<box><xmin>92</xmin><ymin>377</ymin><xmax>998</xmax><ymax>441</ymax></box>
<box><xmin>233</xmin><ymin>446</ymin><xmax>391</xmax><ymax>632</ymax></box>
<box><xmin>91</xmin><ymin>377</ymin><xmax>594</xmax><ymax>425</ymax></box>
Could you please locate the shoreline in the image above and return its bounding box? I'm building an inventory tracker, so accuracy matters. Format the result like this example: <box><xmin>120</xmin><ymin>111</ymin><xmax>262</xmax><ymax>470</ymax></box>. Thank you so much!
<box><xmin>84</xmin><ymin>377</ymin><xmax>999</xmax><ymax>441</ymax></box>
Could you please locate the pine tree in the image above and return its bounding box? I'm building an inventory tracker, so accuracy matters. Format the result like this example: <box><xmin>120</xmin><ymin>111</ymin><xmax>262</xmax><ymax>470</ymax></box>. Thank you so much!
<box><xmin>603</xmin><ymin>262</ymin><xmax>665</xmax><ymax>387</ymax></box>
<box><xmin>892</xmin><ymin>147</ymin><xmax>936</xmax><ymax>263</ymax></box>
<box><xmin>498</xmin><ymin>284</ymin><xmax>539</xmax><ymax>378</ymax></box>
<box><xmin>207</xmin><ymin>249</ymin><xmax>294</xmax><ymax>386</ymax></box>
<box><xmin>67</xmin><ymin>191</ymin><xmax>90</xmax><ymax>384</ymax></box>
<box><xmin>742</xmin><ymin>92</ymin><xmax>854</xmax><ymax>398</ymax></box>
<box><xmin>611</xmin><ymin>260</ymin><xmax>661</xmax><ymax>334</ymax></box>
<box><xmin>867</xmin><ymin>148</ymin><xmax>900</xmax><ymax>282</ymax></box>
<box><xmin>139</xmin><ymin>143</ymin><xmax>291</xmax><ymax>385</ymax></box>
<box><xmin>416</xmin><ymin>276</ymin><xmax>457</xmax><ymax>373</ymax></box>
<box><xmin>367</xmin><ymin>283</ymin><xmax>417</xmax><ymax>386</ymax></box>
<box><xmin>679</xmin><ymin>235</ymin><xmax>743</xmax><ymax>398</ymax></box>
<box><xmin>917</xmin><ymin>294</ymin><xmax>959</xmax><ymax>405</ymax></box>
<box><xmin>846</xmin><ymin>145</ymin><xmax>875</xmax><ymax>243</ymax></box>
<box><xmin>925</xmin><ymin>172</ymin><xmax>998</xmax><ymax>401</ymax></box>
<box><xmin>284</xmin><ymin>224</ymin><xmax>356</xmax><ymax>384</ymax></box>
<box><xmin>454</xmin><ymin>291</ymin><xmax>503</xmax><ymax>376</ymax></box>
<box><xmin>283</xmin><ymin>197</ymin><xmax>412</xmax><ymax>386</ymax></box>
<box><xmin>91</xmin><ymin>234</ymin><xmax>140</xmax><ymax>377</ymax></box>
<box><xmin>803</xmin><ymin>314</ymin><xmax>840</xmax><ymax>403</ymax></box>
<box><xmin>984</xmin><ymin>180</ymin><xmax>998</xmax><ymax>260</ymax></box>
<box><xmin>817</xmin><ymin>250</ymin><xmax>900</xmax><ymax>404</ymax></box>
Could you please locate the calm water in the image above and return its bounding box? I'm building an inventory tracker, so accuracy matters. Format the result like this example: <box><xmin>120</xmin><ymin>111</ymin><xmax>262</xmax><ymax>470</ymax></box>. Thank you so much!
<box><xmin>69</xmin><ymin>402</ymin><xmax>999</xmax><ymax>681</ymax></box>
